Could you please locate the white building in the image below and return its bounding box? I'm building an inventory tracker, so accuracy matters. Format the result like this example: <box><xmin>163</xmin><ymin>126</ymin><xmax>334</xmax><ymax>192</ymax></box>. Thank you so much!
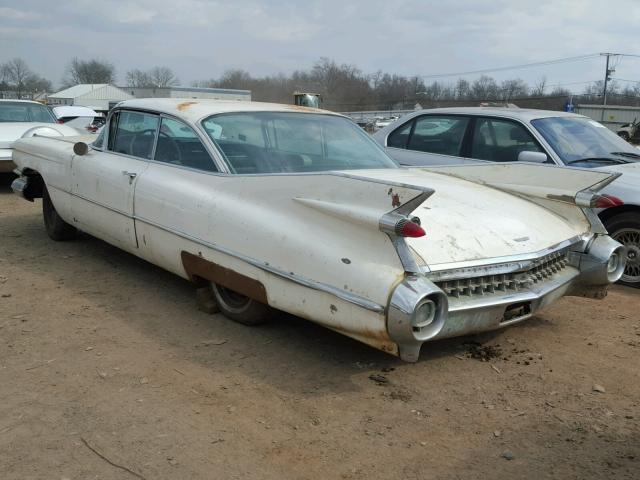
<box><xmin>48</xmin><ymin>84</ymin><xmax>133</xmax><ymax>110</ymax></box>
<box><xmin>124</xmin><ymin>86</ymin><xmax>251</xmax><ymax>101</ymax></box>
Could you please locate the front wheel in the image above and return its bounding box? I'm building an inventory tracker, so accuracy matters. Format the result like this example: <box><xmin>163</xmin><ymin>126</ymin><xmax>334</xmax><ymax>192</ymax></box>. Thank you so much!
<box><xmin>618</xmin><ymin>132</ymin><xmax>630</xmax><ymax>142</ymax></box>
<box><xmin>43</xmin><ymin>186</ymin><xmax>77</xmax><ymax>241</ymax></box>
<box><xmin>606</xmin><ymin>213</ymin><xmax>640</xmax><ymax>287</ymax></box>
<box><xmin>210</xmin><ymin>283</ymin><xmax>275</xmax><ymax>325</ymax></box>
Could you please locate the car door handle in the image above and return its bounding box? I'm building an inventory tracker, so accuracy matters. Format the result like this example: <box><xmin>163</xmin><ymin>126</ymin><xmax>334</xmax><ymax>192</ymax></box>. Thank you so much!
<box><xmin>122</xmin><ymin>171</ymin><xmax>137</xmax><ymax>184</ymax></box>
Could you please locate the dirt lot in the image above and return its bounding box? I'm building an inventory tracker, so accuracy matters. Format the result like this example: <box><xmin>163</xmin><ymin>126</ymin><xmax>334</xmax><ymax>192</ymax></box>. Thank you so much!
<box><xmin>0</xmin><ymin>173</ymin><xmax>638</xmax><ymax>480</ymax></box>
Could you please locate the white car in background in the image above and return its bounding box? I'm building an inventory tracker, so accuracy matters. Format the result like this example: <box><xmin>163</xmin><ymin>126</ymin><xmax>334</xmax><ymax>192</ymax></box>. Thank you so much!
<box><xmin>375</xmin><ymin>107</ymin><xmax>640</xmax><ymax>287</ymax></box>
<box><xmin>9</xmin><ymin>99</ymin><xmax>625</xmax><ymax>361</ymax></box>
<box><xmin>53</xmin><ymin>105</ymin><xmax>105</xmax><ymax>134</ymax></box>
<box><xmin>0</xmin><ymin>99</ymin><xmax>79</xmax><ymax>173</ymax></box>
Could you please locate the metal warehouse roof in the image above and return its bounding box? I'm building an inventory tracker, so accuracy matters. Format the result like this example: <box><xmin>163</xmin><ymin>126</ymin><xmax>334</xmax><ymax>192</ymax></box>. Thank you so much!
<box><xmin>49</xmin><ymin>84</ymin><xmax>132</xmax><ymax>101</ymax></box>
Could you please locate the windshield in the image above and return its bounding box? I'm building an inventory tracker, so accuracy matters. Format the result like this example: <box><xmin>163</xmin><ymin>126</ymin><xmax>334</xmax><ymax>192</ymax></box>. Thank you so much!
<box><xmin>531</xmin><ymin>116</ymin><xmax>639</xmax><ymax>164</ymax></box>
<box><xmin>0</xmin><ymin>102</ymin><xmax>56</xmax><ymax>123</ymax></box>
<box><xmin>201</xmin><ymin>112</ymin><xmax>398</xmax><ymax>174</ymax></box>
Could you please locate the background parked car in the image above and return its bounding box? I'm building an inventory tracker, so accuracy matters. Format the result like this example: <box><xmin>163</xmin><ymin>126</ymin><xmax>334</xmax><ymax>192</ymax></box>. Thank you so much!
<box><xmin>53</xmin><ymin>106</ymin><xmax>104</xmax><ymax>134</ymax></box>
<box><xmin>374</xmin><ymin>107</ymin><xmax>640</xmax><ymax>287</ymax></box>
<box><xmin>0</xmin><ymin>99</ymin><xmax>80</xmax><ymax>174</ymax></box>
<box><xmin>617</xmin><ymin>118</ymin><xmax>640</xmax><ymax>143</ymax></box>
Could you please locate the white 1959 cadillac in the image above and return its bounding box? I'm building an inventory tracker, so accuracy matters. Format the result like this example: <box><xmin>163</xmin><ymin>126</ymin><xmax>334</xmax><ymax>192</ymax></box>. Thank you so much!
<box><xmin>11</xmin><ymin>99</ymin><xmax>626</xmax><ymax>361</ymax></box>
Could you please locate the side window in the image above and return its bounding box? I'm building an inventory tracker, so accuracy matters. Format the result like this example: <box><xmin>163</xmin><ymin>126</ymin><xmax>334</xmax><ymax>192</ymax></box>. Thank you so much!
<box><xmin>407</xmin><ymin>116</ymin><xmax>469</xmax><ymax>156</ymax></box>
<box><xmin>154</xmin><ymin>117</ymin><xmax>217</xmax><ymax>172</ymax></box>
<box><xmin>471</xmin><ymin>118</ymin><xmax>543</xmax><ymax>162</ymax></box>
<box><xmin>387</xmin><ymin>121</ymin><xmax>413</xmax><ymax>149</ymax></box>
<box><xmin>108</xmin><ymin>110</ymin><xmax>159</xmax><ymax>160</ymax></box>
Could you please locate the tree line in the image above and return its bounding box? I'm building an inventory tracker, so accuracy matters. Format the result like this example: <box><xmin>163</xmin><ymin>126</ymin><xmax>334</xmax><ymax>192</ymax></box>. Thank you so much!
<box><xmin>2</xmin><ymin>56</ymin><xmax>640</xmax><ymax>111</ymax></box>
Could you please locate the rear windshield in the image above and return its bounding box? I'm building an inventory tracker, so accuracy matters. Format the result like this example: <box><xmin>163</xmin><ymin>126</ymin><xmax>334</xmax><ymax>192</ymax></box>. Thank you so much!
<box><xmin>0</xmin><ymin>102</ymin><xmax>56</xmax><ymax>123</ymax></box>
<box><xmin>201</xmin><ymin>112</ymin><xmax>398</xmax><ymax>174</ymax></box>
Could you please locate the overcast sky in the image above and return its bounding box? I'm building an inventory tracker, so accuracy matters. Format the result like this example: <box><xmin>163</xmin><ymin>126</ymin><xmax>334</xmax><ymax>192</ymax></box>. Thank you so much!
<box><xmin>1</xmin><ymin>0</ymin><xmax>639</xmax><ymax>91</ymax></box>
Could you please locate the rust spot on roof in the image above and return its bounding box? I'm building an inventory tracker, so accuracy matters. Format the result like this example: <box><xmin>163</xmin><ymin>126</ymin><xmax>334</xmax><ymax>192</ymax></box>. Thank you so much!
<box><xmin>176</xmin><ymin>101</ymin><xmax>198</xmax><ymax>111</ymax></box>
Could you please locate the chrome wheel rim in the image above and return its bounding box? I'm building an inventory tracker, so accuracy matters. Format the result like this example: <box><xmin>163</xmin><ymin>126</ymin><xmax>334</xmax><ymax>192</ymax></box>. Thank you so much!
<box><xmin>612</xmin><ymin>228</ymin><xmax>640</xmax><ymax>284</ymax></box>
<box><xmin>215</xmin><ymin>285</ymin><xmax>251</xmax><ymax>313</ymax></box>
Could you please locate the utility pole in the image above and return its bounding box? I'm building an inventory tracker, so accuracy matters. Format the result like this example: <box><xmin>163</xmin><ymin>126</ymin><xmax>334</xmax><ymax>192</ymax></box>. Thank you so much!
<box><xmin>600</xmin><ymin>53</ymin><xmax>617</xmax><ymax>121</ymax></box>
<box><xmin>601</xmin><ymin>53</ymin><xmax>614</xmax><ymax>105</ymax></box>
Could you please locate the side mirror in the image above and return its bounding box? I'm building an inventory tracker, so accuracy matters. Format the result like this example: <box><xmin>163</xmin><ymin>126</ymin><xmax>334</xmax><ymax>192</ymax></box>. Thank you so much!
<box><xmin>518</xmin><ymin>151</ymin><xmax>548</xmax><ymax>163</ymax></box>
<box><xmin>73</xmin><ymin>142</ymin><xmax>89</xmax><ymax>156</ymax></box>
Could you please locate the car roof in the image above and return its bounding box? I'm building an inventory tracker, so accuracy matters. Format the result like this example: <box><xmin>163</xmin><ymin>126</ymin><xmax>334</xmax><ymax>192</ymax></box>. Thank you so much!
<box><xmin>411</xmin><ymin>106</ymin><xmax>586</xmax><ymax>122</ymax></box>
<box><xmin>116</xmin><ymin>98</ymin><xmax>340</xmax><ymax>123</ymax></box>
<box><xmin>0</xmin><ymin>99</ymin><xmax>48</xmax><ymax>105</ymax></box>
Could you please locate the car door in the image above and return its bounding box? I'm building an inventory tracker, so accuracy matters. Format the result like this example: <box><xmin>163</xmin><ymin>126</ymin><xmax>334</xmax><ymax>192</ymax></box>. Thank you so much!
<box><xmin>70</xmin><ymin>109</ymin><xmax>157</xmax><ymax>251</ymax></box>
<box><xmin>383</xmin><ymin>114</ymin><xmax>477</xmax><ymax>166</ymax></box>
<box><xmin>468</xmin><ymin>117</ymin><xmax>549</xmax><ymax>163</ymax></box>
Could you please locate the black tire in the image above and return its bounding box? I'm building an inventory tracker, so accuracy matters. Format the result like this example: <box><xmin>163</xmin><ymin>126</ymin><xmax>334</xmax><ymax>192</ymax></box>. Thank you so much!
<box><xmin>605</xmin><ymin>213</ymin><xmax>640</xmax><ymax>288</ymax></box>
<box><xmin>618</xmin><ymin>132</ymin><xmax>630</xmax><ymax>142</ymax></box>
<box><xmin>210</xmin><ymin>283</ymin><xmax>274</xmax><ymax>325</ymax></box>
<box><xmin>42</xmin><ymin>186</ymin><xmax>77</xmax><ymax>241</ymax></box>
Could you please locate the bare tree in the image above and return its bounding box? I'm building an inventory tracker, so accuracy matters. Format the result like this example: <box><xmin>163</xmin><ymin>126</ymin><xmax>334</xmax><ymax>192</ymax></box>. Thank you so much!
<box><xmin>500</xmin><ymin>79</ymin><xmax>529</xmax><ymax>101</ymax></box>
<box><xmin>24</xmin><ymin>74</ymin><xmax>52</xmax><ymax>94</ymax></box>
<box><xmin>454</xmin><ymin>78</ymin><xmax>471</xmax><ymax>100</ymax></box>
<box><xmin>5</xmin><ymin>58</ymin><xmax>32</xmax><ymax>98</ymax></box>
<box><xmin>149</xmin><ymin>66</ymin><xmax>179</xmax><ymax>87</ymax></box>
<box><xmin>63</xmin><ymin>58</ymin><xmax>115</xmax><ymax>87</ymax></box>
<box><xmin>531</xmin><ymin>76</ymin><xmax>547</xmax><ymax>96</ymax></box>
<box><xmin>125</xmin><ymin>66</ymin><xmax>179</xmax><ymax>88</ymax></box>
<box><xmin>125</xmin><ymin>69</ymin><xmax>152</xmax><ymax>87</ymax></box>
<box><xmin>471</xmin><ymin>75</ymin><xmax>499</xmax><ymax>100</ymax></box>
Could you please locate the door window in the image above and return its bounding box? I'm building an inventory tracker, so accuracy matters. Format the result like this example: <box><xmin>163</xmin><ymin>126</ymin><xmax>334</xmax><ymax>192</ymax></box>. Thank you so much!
<box><xmin>406</xmin><ymin>116</ymin><xmax>469</xmax><ymax>156</ymax></box>
<box><xmin>154</xmin><ymin>117</ymin><xmax>217</xmax><ymax>171</ymax></box>
<box><xmin>387</xmin><ymin>121</ymin><xmax>413</xmax><ymax>148</ymax></box>
<box><xmin>471</xmin><ymin>118</ymin><xmax>543</xmax><ymax>162</ymax></box>
<box><xmin>108</xmin><ymin>110</ymin><xmax>159</xmax><ymax>160</ymax></box>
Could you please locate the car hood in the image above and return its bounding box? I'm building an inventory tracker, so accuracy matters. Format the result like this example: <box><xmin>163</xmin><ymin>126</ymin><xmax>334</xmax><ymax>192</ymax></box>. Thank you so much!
<box><xmin>593</xmin><ymin>161</ymin><xmax>640</xmax><ymax>175</ymax></box>
<box><xmin>347</xmin><ymin>169</ymin><xmax>588</xmax><ymax>269</ymax></box>
<box><xmin>0</xmin><ymin>122</ymin><xmax>79</xmax><ymax>148</ymax></box>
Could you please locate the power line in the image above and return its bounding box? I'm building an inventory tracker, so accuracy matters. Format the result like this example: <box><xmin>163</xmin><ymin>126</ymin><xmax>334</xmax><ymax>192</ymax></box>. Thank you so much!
<box><xmin>615</xmin><ymin>78</ymin><xmax>640</xmax><ymax>84</ymax></box>
<box><xmin>415</xmin><ymin>54</ymin><xmax>601</xmax><ymax>79</ymax></box>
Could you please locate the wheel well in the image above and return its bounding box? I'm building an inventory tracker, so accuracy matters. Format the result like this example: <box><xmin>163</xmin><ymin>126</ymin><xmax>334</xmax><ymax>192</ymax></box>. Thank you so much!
<box><xmin>21</xmin><ymin>168</ymin><xmax>44</xmax><ymax>200</ymax></box>
<box><xmin>598</xmin><ymin>204</ymin><xmax>640</xmax><ymax>225</ymax></box>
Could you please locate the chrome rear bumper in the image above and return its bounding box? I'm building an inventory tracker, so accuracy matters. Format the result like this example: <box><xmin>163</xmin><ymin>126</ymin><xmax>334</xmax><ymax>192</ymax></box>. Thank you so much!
<box><xmin>387</xmin><ymin>235</ymin><xmax>626</xmax><ymax>362</ymax></box>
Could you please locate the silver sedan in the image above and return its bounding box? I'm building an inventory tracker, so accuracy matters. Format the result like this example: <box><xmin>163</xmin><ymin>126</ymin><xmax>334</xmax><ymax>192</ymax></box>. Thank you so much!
<box><xmin>374</xmin><ymin>107</ymin><xmax>640</xmax><ymax>288</ymax></box>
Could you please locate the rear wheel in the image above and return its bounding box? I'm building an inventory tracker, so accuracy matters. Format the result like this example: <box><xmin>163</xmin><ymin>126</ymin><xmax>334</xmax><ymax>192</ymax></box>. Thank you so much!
<box><xmin>43</xmin><ymin>186</ymin><xmax>76</xmax><ymax>241</ymax></box>
<box><xmin>605</xmin><ymin>213</ymin><xmax>640</xmax><ymax>287</ymax></box>
<box><xmin>210</xmin><ymin>283</ymin><xmax>274</xmax><ymax>325</ymax></box>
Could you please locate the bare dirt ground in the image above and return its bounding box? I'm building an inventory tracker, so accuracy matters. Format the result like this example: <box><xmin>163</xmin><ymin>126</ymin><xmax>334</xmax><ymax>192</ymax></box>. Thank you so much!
<box><xmin>0</xmin><ymin>172</ymin><xmax>638</xmax><ymax>480</ymax></box>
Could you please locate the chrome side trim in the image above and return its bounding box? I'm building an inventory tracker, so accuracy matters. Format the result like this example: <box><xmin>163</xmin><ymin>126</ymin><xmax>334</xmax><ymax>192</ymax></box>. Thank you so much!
<box><xmin>54</xmin><ymin>185</ymin><xmax>386</xmax><ymax>312</ymax></box>
<box><xmin>134</xmin><ymin>215</ymin><xmax>385</xmax><ymax>313</ymax></box>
